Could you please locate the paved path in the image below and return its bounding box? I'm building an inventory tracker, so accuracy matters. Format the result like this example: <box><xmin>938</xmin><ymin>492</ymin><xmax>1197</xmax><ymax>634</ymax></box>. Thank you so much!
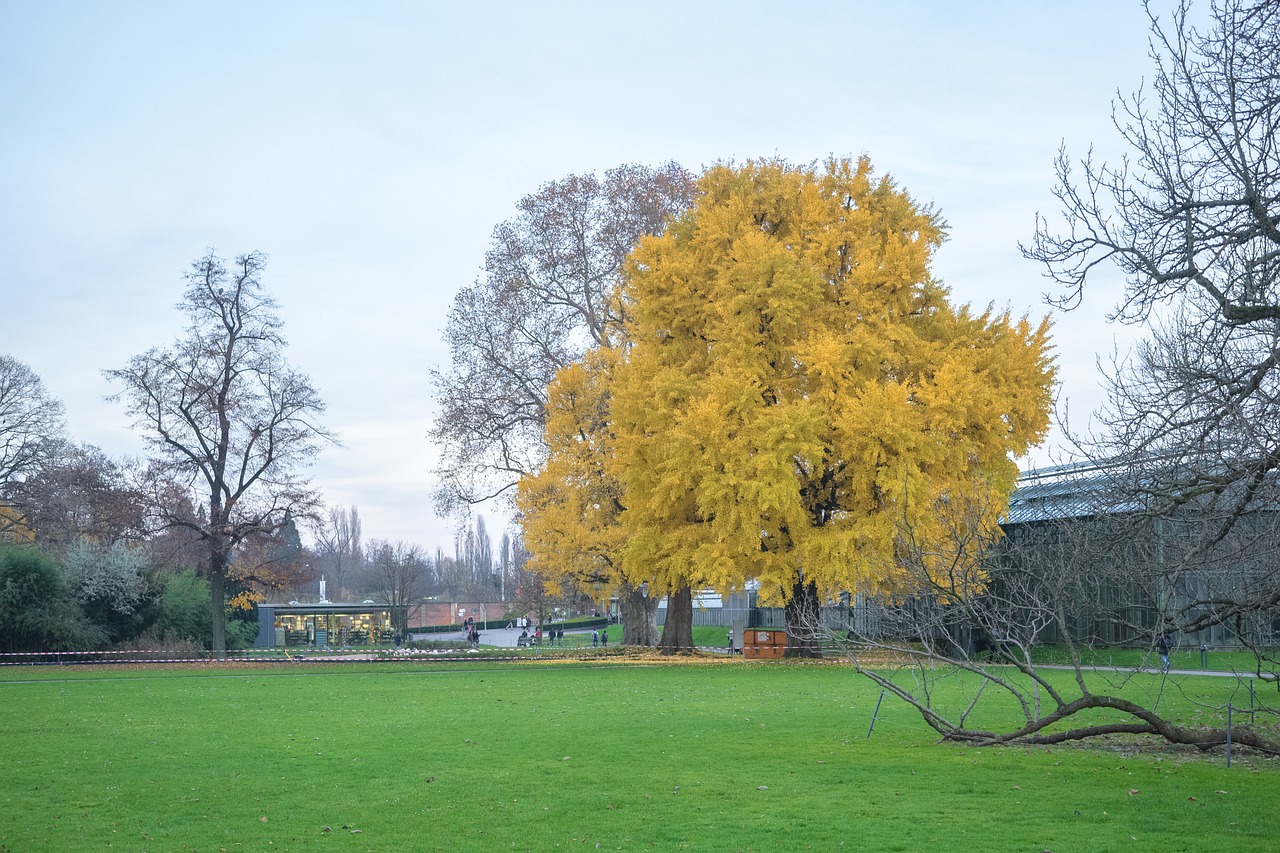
<box><xmin>1039</xmin><ymin>663</ymin><xmax>1264</xmax><ymax>678</ymax></box>
<box><xmin>411</xmin><ymin>626</ymin><xmax>595</xmax><ymax>649</ymax></box>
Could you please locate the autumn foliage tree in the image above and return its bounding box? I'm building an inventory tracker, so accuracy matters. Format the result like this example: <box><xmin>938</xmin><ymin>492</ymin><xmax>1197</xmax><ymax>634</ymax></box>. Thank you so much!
<box><xmin>529</xmin><ymin>157</ymin><xmax>1055</xmax><ymax>652</ymax></box>
<box><xmin>515</xmin><ymin>347</ymin><xmax>662</xmax><ymax>642</ymax></box>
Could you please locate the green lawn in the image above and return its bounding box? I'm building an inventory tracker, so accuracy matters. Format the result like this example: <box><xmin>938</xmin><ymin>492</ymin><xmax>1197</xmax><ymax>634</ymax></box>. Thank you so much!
<box><xmin>1</xmin><ymin>660</ymin><xmax>1276</xmax><ymax>851</ymax></box>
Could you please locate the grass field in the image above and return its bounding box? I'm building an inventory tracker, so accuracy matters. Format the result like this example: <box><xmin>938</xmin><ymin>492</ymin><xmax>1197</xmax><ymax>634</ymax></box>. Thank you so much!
<box><xmin>1</xmin><ymin>659</ymin><xmax>1277</xmax><ymax>852</ymax></box>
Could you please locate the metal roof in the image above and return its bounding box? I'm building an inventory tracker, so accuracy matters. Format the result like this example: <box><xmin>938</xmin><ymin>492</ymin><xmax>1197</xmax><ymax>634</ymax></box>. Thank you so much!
<box><xmin>1007</xmin><ymin>460</ymin><xmax>1142</xmax><ymax>525</ymax></box>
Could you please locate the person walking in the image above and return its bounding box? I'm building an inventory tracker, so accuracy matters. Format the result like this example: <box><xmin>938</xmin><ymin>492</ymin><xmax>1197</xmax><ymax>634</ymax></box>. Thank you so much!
<box><xmin>1157</xmin><ymin>632</ymin><xmax>1174</xmax><ymax>672</ymax></box>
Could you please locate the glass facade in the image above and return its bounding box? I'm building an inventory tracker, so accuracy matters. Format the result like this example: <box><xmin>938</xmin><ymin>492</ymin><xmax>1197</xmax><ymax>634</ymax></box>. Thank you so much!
<box><xmin>256</xmin><ymin>604</ymin><xmax>394</xmax><ymax>648</ymax></box>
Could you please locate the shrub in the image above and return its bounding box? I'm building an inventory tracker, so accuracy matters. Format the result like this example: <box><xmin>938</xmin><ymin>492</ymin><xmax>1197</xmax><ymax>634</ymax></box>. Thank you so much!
<box><xmin>0</xmin><ymin>545</ymin><xmax>105</xmax><ymax>651</ymax></box>
<box><xmin>154</xmin><ymin>569</ymin><xmax>257</xmax><ymax>650</ymax></box>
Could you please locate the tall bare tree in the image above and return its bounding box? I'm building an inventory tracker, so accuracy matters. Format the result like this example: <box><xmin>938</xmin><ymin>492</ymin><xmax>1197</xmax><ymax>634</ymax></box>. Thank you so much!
<box><xmin>107</xmin><ymin>250</ymin><xmax>333</xmax><ymax>656</ymax></box>
<box><xmin>1024</xmin><ymin>0</ymin><xmax>1280</xmax><ymax>654</ymax></box>
<box><xmin>0</xmin><ymin>355</ymin><xmax>66</xmax><ymax>538</ymax></box>
<box><xmin>314</xmin><ymin>505</ymin><xmax>363</xmax><ymax>599</ymax></box>
<box><xmin>431</xmin><ymin>162</ymin><xmax>695</xmax><ymax>511</ymax></box>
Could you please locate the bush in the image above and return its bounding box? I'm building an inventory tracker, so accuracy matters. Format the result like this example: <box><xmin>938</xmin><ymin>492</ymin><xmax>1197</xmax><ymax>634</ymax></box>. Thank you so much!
<box><xmin>64</xmin><ymin>539</ymin><xmax>159</xmax><ymax>644</ymax></box>
<box><xmin>155</xmin><ymin>569</ymin><xmax>212</xmax><ymax>645</ymax></box>
<box><xmin>0</xmin><ymin>545</ymin><xmax>105</xmax><ymax>651</ymax></box>
<box><xmin>154</xmin><ymin>569</ymin><xmax>257</xmax><ymax>650</ymax></box>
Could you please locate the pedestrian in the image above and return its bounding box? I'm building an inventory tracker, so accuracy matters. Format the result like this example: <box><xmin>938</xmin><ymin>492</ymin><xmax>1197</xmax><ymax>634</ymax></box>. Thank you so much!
<box><xmin>600</xmin><ymin>627</ymin><xmax>608</xmax><ymax>648</ymax></box>
<box><xmin>591</xmin><ymin>629</ymin><xmax>599</xmax><ymax>647</ymax></box>
<box><xmin>1157</xmin><ymin>632</ymin><xmax>1173</xmax><ymax>672</ymax></box>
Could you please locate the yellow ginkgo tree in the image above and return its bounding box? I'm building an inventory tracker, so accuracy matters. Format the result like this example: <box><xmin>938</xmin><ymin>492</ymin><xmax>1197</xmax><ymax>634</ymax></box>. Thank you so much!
<box><xmin>516</xmin><ymin>347</ymin><xmax>651</xmax><ymax>639</ymax></box>
<box><xmin>604</xmin><ymin>157</ymin><xmax>1056</xmax><ymax>653</ymax></box>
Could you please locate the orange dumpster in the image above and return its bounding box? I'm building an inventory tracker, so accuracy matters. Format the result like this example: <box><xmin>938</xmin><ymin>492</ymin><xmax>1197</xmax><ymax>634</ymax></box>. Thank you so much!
<box><xmin>743</xmin><ymin>628</ymin><xmax>787</xmax><ymax>659</ymax></box>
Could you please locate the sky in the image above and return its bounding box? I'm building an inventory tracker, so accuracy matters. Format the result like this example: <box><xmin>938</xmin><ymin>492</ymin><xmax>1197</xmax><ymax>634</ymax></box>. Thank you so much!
<box><xmin>1</xmin><ymin>1</ymin><xmax>1161</xmax><ymax>553</ymax></box>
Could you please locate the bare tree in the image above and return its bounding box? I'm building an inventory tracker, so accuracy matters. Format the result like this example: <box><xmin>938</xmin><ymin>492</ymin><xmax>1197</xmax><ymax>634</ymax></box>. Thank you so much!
<box><xmin>14</xmin><ymin>443</ymin><xmax>144</xmax><ymax>554</ymax></box>
<box><xmin>364</xmin><ymin>539</ymin><xmax>427</xmax><ymax>636</ymax></box>
<box><xmin>313</xmin><ymin>505</ymin><xmax>363</xmax><ymax>599</ymax></box>
<box><xmin>435</xmin><ymin>514</ymin><xmax>497</xmax><ymax>600</ymax></box>
<box><xmin>805</xmin><ymin>480</ymin><xmax>1280</xmax><ymax>755</ymax></box>
<box><xmin>107</xmin><ymin>250</ymin><xmax>334</xmax><ymax>656</ymax></box>
<box><xmin>431</xmin><ymin>162</ymin><xmax>695</xmax><ymax>511</ymax></box>
<box><xmin>0</xmin><ymin>355</ymin><xmax>66</xmax><ymax>537</ymax></box>
<box><xmin>1024</xmin><ymin>0</ymin><xmax>1280</xmax><ymax>665</ymax></box>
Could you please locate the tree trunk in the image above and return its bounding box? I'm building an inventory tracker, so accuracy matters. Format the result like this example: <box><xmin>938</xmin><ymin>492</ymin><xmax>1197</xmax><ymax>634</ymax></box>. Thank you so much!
<box><xmin>784</xmin><ymin>576</ymin><xmax>822</xmax><ymax>658</ymax></box>
<box><xmin>619</xmin><ymin>582</ymin><xmax>660</xmax><ymax>646</ymax></box>
<box><xmin>209</xmin><ymin>563</ymin><xmax>227</xmax><ymax>660</ymax></box>
<box><xmin>208</xmin><ymin>504</ymin><xmax>229</xmax><ymax>659</ymax></box>
<box><xmin>658</xmin><ymin>585</ymin><xmax>694</xmax><ymax>654</ymax></box>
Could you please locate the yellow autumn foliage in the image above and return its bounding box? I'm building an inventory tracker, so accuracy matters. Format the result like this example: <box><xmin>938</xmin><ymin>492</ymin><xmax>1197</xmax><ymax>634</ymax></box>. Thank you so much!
<box><xmin>604</xmin><ymin>157</ymin><xmax>1055</xmax><ymax>605</ymax></box>
<box><xmin>516</xmin><ymin>347</ymin><xmax>628</xmax><ymax>593</ymax></box>
<box><xmin>0</xmin><ymin>503</ymin><xmax>34</xmax><ymax>544</ymax></box>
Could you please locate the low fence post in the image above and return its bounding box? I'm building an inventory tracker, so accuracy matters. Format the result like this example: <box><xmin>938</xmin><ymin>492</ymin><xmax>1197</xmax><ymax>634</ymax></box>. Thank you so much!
<box><xmin>866</xmin><ymin>690</ymin><xmax>885</xmax><ymax>740</ymax></box>
<box><xmin>1226</xmin><ymin>703</ymin><xmax>1233</xmax><ymax>769</ymax></box>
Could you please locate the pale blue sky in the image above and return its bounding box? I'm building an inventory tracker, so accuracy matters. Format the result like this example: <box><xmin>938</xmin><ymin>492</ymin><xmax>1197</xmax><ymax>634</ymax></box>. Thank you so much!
<box><xmin>1</xmin><ymin>1</ymin><xmax>1156</xmax><ymax>550</ymax></box>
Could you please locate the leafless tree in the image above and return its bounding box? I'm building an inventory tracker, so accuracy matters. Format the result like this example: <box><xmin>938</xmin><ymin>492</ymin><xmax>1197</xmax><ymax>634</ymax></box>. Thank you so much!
<box><xmin>313</xmin><ymin>505</ymin><xmax>363</xmax><ymax>599</ymax></box>
<box><xmin>106</xmin><ymin>250</ymin><xmax>334</xmax><ymax>656</ymax></box>
<box><xmin>12</xmin><ymin>443</ymin><xmax>144</xmax><ymax>554</ymax></box>
<box><xmin>364</xmin><ymin>539</ymin><xmax>427</xmax><ymax>636</ymax></box>
<box><xmin>430</xmin><ymin>164</ymin><xmax>696</xmax><ymax>643</ymax></box>
<box><xmin>0</xmin><ymin>355</ymin><xmax>66</xmax><ymax>537</ymax></box>
<box><xmin>803</xmin><ymin>482</ymin><xmax>1280</xmax><ymax>755</ymax></box>
<box><xmin>430</xmin><ymin>514</ymin><xmax>499</xmax><ymax>600</ymax></box>
<box><xmin>1024</xmin><ymin>0</ymin><xmax>1280</xmax><ymax>663</ymax></box>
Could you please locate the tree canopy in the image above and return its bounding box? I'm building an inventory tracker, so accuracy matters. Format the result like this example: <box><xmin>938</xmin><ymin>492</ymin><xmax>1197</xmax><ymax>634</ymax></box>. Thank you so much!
<box><xmin>524</xmin><ymin>158</ymin><xmax>1056</xmax><ymax>620</ymax></box>
<box><xmin>431</xmin><ymin>163</ymin><xmax>695</xmax><ymax>514</ymax></box>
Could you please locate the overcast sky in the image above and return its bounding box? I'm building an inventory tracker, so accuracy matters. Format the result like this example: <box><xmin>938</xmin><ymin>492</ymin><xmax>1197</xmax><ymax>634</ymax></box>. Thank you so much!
<box><xmin>1</xmin><ymin>1</ymin><xmax>1159</xmax><ymax>553</ymax></box>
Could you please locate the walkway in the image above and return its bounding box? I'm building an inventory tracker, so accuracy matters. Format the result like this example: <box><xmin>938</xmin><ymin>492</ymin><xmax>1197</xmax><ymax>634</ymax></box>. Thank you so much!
<box><xmin>410</xmin><ymin>626</ymin><xmax>594</xmax><ymax>649</ymax></box>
